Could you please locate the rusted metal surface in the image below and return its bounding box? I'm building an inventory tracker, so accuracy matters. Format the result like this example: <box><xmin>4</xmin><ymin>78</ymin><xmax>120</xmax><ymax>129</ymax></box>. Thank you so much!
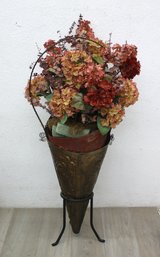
<box><xmin>48</xmin><ymin>138</ymin><xmax>109</xmax><ymax>233</ymax></box>
<box><xmin>48</xmin><ymin>130</ymin><xmax>109</xmax><ymax>153</ymax></box>
<box><xmin>45</xmin><ymin>117</ymin><xmax>111</xmax><ymax>153</ymax></box>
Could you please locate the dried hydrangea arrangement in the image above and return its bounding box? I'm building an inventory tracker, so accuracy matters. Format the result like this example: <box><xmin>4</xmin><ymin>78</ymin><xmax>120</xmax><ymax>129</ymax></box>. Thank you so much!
<box><xmin>25</xmin><ymin>15</ymin><xmax>140</xmax><ymax>136</ymax></box>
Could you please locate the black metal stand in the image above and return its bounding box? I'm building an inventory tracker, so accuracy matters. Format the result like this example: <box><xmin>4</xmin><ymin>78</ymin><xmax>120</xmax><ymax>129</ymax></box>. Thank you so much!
<box><xmin>52</xmin><ymin>192</ymin><xmax>105</xmax><ymax>246</ymax></box>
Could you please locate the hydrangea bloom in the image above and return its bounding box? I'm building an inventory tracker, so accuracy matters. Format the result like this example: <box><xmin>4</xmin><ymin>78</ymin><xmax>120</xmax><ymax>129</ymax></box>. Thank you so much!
<box><xmin>100</xmin><ymin>104</ymin><xmax>125</xmax><ymax>128</ymax></box>
<box><xmin>25</xmin><ymin>75</ymin><xmax>48</xmax><ymax>106</ymax></box>
<box><xmin>48</xmin><ymin>87</ymin><xmax>77</xmax><ymax>118</ymax></box>
<box><xmin>119</xmin><ymin>79</ymin><xmax>139</xmax><ymax>107</ymax></box>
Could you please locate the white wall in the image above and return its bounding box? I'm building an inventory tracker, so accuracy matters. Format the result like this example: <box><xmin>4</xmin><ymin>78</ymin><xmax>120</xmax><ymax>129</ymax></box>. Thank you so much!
<box><xmin>0</xmin><ymin>0</ymin><xmax>160</xmax><ymax>207</ymax></box>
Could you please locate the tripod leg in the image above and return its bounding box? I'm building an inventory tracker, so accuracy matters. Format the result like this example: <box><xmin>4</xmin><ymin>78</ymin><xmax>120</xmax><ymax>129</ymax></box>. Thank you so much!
<box><xmin>52</xmin><ymin>198</ymin><xmax>66</xmax><ymax>246</ymax></box>
<box><xmin>90</xmin><ymin>196</ymin><xmax>105</xmax><ymax>243</ymax></box>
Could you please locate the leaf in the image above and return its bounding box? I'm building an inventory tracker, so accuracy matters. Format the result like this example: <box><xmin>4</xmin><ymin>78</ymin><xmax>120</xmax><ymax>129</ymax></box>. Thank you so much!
<box><xmin>56</xmin><ymin>123</ymin><xmax>90</xmax><ymax>138</ymax></box>
<box><xmin>105</xmin><ymin>74</ymin><xmax>113</xmax><ymax>82</ymax></box>
<box><xmin>84</xmin><ymin>104</ymin><xmax>92</xmax><ymax>111</ymax></box>
<box><xmin>75</xmin><ymin>83</ymin><xmax>81</xmax><ymax>89</ymax></box>
<box><xmin>72</xmin><ymin>101</ymin><xmax>84</xmax><ymax>110</ymax></box>
<box><xmin>48</xmin><ymin>68</ymin><xmax>56</xmax><ymax>73</ymax></box>
<box><xmin>92</xmin><ymin>54</ymin><xmax>105</xmax><ymax>65</ymax></box>
<box><xmin>86</xmin><ymin>40</ymin><xmax>101</xmax><ymax>48</ymax></box>
<box><xmin>97</xmin><ymin>116</ymin><xmax>110</xmax><ymax>135</ymax></box>
<box><xmin>113</xmin><ymin>95</ymin><xmax>120</xmax><ymax>104</ymax></box>
<box><xmin>36</xmin><ymin>93</ymin><xmax>45</xmax><ymax>97</ymax></box>
<box><xmin>55</xmin><ymin>123</ymin><xmax>70</xmax><ymax>137</ymax></box>
<box><xmin>71</xmin><ymin>93</ymin><xmax>85</xmax><ymax>110</ymax></box>
<box><xmin>47</xmin><ymin>117</ymin><xmax>59</xmax><ymax>130</ymax></box>
<box><xmin>71</xmin><ymin>93</ymin><xmax>83</xmax><ymax>102</ymax></box>
<box><xmin>44</xmin><ymin>93</ymin><xmax>53</xmax><ymax>101</ymax></box>
<box><xmin>52</xmin><ymin>125</ymin><xmax>64</xmax><ymax>137</ymax></box>
<box><xmin>60</xmin><ymin>113</ymin><xmax>68</xmax><ymax>124</ymax></box>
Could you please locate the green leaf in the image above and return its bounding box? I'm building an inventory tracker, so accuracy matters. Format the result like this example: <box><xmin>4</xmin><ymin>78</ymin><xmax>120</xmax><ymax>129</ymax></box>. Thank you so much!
<box><xmin>56</xmin><ymin>123</ymin><xmax>70</xmax><ymax>137</ymax></box>
<box><xmin>86</xmin><ymin>40</ymin><xmax>101</xmax><ymax>48</ymax></box>
<box><xmin>105</xmin><ymin>74</ymin><xmax>113</xmax><ymax>82</ymax></box>
<box><xmin>71</xmin><ymin>93</ymin><xmax>85</xmax><ymax>110</ymax></box>
<box><xmin>72</xmin><ymin>102</ymin><xmax>84</xmax><ymax>110</ymax></box>
<box><xmin>75</xmin><ymin>83</ymin><xmax>81</xmax><ymax>89</ymax></box>
<box><xmin>48</xmin><ymin>68</ymin><xmax>56</xmax><ymax>73</ymax></box>
<box><xmin>56</xmin><ymin>123</ymin><xmax>90</xmax><ymax>138</ymax></box>
<box><xmin>84</xmin><ymin>104</ymin><xmax>92</xmax><ymax>111</ymax></box>
<box><xmin>113</xmin><ymin>95</ymin><xmax>120</xmax><ymax>104</ymax></box>
<box><xmin>52</xmin><ymin>125</ymin><xmax>64</xmax><ymax>137</ymax></box>
<box><xmin>44</xmin><ymin>93</ymin><xmax>53</xmax><ymax>101</ymax></box>
<box><xmin>60</xmin><ymin>113</ymin><xmax>68</xmax><ymax>124</ymax></box>
<box><xmin>97</xmin><ymin>116</ymin><xmax>110</xmax><ymax>135</ymax></box>
<box><xmin>36</xmin><ymin>93</ymin><xmax>45</xmax><ymax>97</ymax></box>
<box><xmin>92</xmin><ymin>54</ymin><xmax>105</xmax><ymax>65</ymax></box>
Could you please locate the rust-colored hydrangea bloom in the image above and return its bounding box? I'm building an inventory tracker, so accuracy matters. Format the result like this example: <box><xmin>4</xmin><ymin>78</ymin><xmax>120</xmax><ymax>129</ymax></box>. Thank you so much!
<box><xmin>84</xmin><ymin>80</ymin><xmax>116</xmax><ymax>108</ymax></box>
<box><xmin>76</xmin><ymin>19</ymin><xmax>110</xmax><ymax>60</ymax></box>
<box><xmin>120</xmin><ymin>56</ymin><xmax>141</xmax><ymax>79</ymax></box>
<box><xmin>112</xmin><ymin>44</ymin><xmax>137</xmax><ymax>63</ymax></box>
<box><xmin>25</xmin><ymin>75</ymin><xmax>48</xmax><ymax>106</ymax></box>
<box><xmin>76</xmin><ymin>20</ymin><xmax>95</xmax><ymax>39</ymax></box>
<box><xmin>112</xmin><ymin>44</ymin><xmax>140</xmax><ymax>79</ymax></box>
<box><xmin>48</xmin><ymin>87</ymin><xmax>77</xmax><ymax>118</ymax></box>
<box><xmin>100</xmin><ymin>104</ymin><xmax>125</xmax><ymax>128</ymax></box>
<box><xmin>40</xmin><ymin>40</ymin><xmax>64</xmax><ymax>81</ymax></box>
<box><xmin>61</xmin><ymin>50</ymin><xmax>104</xmax><ymax>88</ymax></box>
<box><xmin>119</xmin><ymin>79</ymin><xmax>139</xmax><ymax>107</ymax></box>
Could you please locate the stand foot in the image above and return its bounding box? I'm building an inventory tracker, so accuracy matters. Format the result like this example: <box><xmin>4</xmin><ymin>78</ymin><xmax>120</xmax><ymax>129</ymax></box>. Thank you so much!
<box><xmin>90</xmin><ymin>196</ymin><xmax>105</xmax><ymax>243</ymax></box>
<box><xmin>52</xmin><ymin>199</ymin><xmax>66</xmax><ymax>246</ymax></box>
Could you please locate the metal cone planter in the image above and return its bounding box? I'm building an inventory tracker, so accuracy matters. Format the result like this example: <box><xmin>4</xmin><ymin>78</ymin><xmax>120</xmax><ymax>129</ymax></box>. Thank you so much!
<box><xmin>46</xmin><ymin>127</ymin><xmax>111</xmax><ymax>234</ymax></box>
<box><xmin>25</xmin><ymin>15</ymin><xmax>141</xmax><ymax>246</ymax></box>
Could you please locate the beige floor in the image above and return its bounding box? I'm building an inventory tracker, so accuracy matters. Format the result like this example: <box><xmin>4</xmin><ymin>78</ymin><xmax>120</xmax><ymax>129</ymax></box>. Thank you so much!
<box><xmin>0</xmin><ymin>208</ymin><xmax>160</xmax><ymax>257</ymax></box>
